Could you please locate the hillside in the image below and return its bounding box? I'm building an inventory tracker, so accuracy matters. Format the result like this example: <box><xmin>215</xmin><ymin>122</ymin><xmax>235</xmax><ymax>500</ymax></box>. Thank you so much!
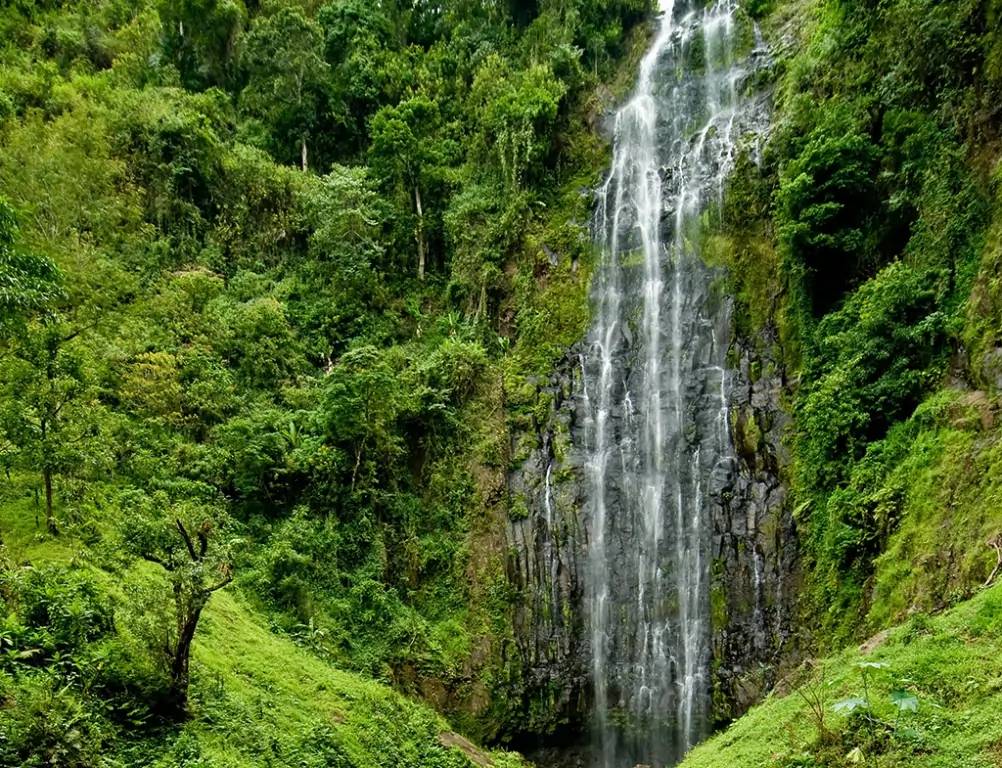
<box><xmin>0</xmin><ymin>0</ymin><xmax>653</xmax><ymax>762</ymax></box>
<box><xmin>0</xmin><ymin>500</ymin><xmax>524</xmax><ymax>767</ymax></box>
<box><xmin>684</xmin><ymin>582</ymin><xmax>1002</xmax><ymax>768</ymax></box>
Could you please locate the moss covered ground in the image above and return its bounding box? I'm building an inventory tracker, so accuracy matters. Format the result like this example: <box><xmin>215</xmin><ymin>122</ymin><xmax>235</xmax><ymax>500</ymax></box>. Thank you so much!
<box><xmin>684</xmin><ymin>582</ymin><xmax>1002</xmax><ymax>768</ymax></box>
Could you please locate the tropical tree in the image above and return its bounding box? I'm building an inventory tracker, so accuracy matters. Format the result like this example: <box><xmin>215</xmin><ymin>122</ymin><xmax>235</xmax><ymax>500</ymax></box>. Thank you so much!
<box><xmin>368</xmin><ymin>96</ymin><xmax>452</xmax><ymax>280</ymax></box>
<box><xmin>297</xmin><ymin>165</ymin><xmax>388</xmax><ymax>358</ymax></box>
<box><xmin>159</xmin><ymin>0</ymin><xmax>247</xmax><ymax>89</ymax></box>
<box><xmin>0</xmin><ymin>198</ymin><xmax>60</xmax><ymax>334</ymax></box>
<box><xmin>0</xmin><ymin>320</ymin><xmax>107</xmax><ymax>534</ymax></box>
<box><xmin>240</xmin><ymin>6</ymin><xmax>331</xmax><ymax>170</ymax></box>
<box><xmin>318</xmin><ymin>0</ymin><xmax>397</xmax><ymax>154</ymax></box>
<box><xmin>469</xmin><ymin>56</ymin><xmax>566</xmax><ymax>191</ymax></box>
<box><xmin>122</xmin><ymin>491</ymin><xmax>235</xmax><ymax>714</ymax></box>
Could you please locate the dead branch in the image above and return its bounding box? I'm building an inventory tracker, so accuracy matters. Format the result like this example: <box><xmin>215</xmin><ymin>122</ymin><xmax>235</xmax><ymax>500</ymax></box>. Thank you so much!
<box><xmin>983</xmin><ymin>533</ymin><xmax>1002</xmax><ymax>588</ymax></box>
<box><xmin>176</xmin><ymin>518</ymin><xmax>198</xmax><ymax>562</ymax></box>
<box><xmin>204</xmin><ymin>573</ymin><xmax>233</xmax><ymax>595</ymax></box>
<box><xmin>141</xmin><ymin>552</ymin><xmax>171</xmax><ymax>570</ymax></box>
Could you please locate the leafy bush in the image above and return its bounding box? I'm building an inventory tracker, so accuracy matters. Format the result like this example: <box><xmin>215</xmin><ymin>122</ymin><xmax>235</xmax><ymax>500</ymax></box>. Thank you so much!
<box><xmin>0</xmin><ymin>672</ymin><xmax>110</xmax><ymax>768</ymax></box>
<box><xmin>797</xmin><ymin>262</ymin><xmax>947</xmax><ymax>495</ymax></box>
<box><xmin>1</xmin><ymin>565</ymin><xmax>114</xmax><ymax>661</ymax></box>
<box><xmin>792</xmin><ymin>262</ymin><xmax>951</xmax><ymax>635</ymax></box>
<box><xmin>776</xmin><ymin>118</ymin><xmax>881</xmax><ymax>315</ymax></box>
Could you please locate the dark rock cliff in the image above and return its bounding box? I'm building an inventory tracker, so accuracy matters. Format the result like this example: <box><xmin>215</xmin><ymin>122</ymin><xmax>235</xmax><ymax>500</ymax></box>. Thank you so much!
<box><xmin>504</xmin><ymin>319</ymin><xmax>799</xmax><ymax>745</ymax></box>
<box><xmin>710</xmin><ymin>325</ymin><xmax>799</xmax><ymax>724</ymax></box>
<box><xmin>505</xmin><ymin>352</ymin><xmax>590</xmax><ymax>742</ymax></box>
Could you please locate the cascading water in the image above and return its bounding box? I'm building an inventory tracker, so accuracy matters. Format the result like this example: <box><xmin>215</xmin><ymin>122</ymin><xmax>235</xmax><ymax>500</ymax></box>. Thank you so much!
<box><xmin>581</xmin><ymin>1</ymin><xmax>768</xmax><ymax>765</ymax></box>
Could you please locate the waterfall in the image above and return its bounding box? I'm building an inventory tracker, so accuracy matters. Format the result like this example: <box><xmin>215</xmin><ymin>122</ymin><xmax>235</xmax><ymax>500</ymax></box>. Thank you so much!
<box><xmin>581</xmin><ymin>1</ymin><xmax>768</xmax><ymax>765</ymax></box>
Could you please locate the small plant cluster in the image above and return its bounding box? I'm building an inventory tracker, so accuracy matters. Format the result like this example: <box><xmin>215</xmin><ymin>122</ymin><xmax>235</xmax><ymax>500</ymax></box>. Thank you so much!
<box><xmin>0</xmin><ymin>556</ymin><xmax>169</xmax><ymax>767</ymax></box>
<box><xmin>788</xmin><ymin>660</ymin><xmax>921</xmax><ymax>767</ymax></box>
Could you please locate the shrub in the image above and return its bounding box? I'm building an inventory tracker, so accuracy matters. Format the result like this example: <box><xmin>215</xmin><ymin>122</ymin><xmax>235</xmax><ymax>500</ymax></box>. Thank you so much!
<box><xmin>0</xmin><ymin>673</ymin><xmax>110</xmax><ymax>768</ymax></box>
<box><xmin>3</xmin><ymin>565</ymin><xmax>114</xmax><ymax>658</ymax></box>
<box><xmin>797</xmin><ymin>262</ymin><xmax>948</xmax><ymax>497</ymax></box>
<box><xmin>776</xmin><ymin>120</ymin><xmax>881</xmax><ymax>316</ymax></box>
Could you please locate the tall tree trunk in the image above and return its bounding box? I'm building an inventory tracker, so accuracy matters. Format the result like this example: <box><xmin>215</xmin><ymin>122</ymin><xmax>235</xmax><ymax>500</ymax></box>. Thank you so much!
<box><xmin>43</xmin><ymin>467</ymin><xmax>56</xmax><ymax>534</ymax></box>
<box><xmin>171</xmin><ymin>603</ymin><xmax>203</xmax><ymax>713</ymax></box>
<box><xmin>414</xmin><ymin>184</ymin><xmax>426</xmax><ymax>281</ymax></box>
<box><xmin>301</xmin><ymin>135</ymin><xmax>308</xmax><ymax>172</ymax></box>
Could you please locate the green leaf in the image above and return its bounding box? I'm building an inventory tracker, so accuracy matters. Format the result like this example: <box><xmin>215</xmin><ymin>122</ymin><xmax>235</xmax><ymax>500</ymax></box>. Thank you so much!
<box><xmin>890</xmin><ymin>690</ymin><xmax>919</xmax><ymax>712</ymax></box>
<box><xmin>832</xmin><ymin>696</ymin><xmax>868</xmax><ymax>713</ymax></box>
<box><xmin>856</xmin><ymin>661</ymin><xmax>888</xmax><ymax>669</ymax></box>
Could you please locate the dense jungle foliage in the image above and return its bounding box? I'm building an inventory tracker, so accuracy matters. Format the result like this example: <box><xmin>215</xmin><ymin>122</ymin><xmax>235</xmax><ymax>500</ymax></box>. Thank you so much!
<box><xmin>772</xmin><ymin>0</ymin><xmax>1001</xmax><ymax>642</ymax></box>
<box><xmin>3</xmin><ymin>0</ymin><xmax>1002</xmax><ymax>765</ymax></box>
<box><xmin>0</xmin><ymin>0</ymin><xmax>650</xmax><ymax>764</ymax></box>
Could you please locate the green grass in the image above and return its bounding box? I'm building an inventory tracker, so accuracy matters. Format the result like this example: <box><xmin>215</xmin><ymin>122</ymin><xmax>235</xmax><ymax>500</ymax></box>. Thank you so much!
<box><xmin>178</xmin><ymin>591</ymin><xmax>525</xmax><ymax>768</ymax></box>
<box><xmin>0</xmin><ymin>484</ymin><xmax>83</xmax><ymax>564</ymax></box>
<box><xmin>682</xmin><ymin>583</ymin><xmax>1002</xmax><ymax>768</ymax></box>
<box><xmin>867</xmin><ymin>391</ymin><xmax>1002</xmax><ymax>631</ymax></box>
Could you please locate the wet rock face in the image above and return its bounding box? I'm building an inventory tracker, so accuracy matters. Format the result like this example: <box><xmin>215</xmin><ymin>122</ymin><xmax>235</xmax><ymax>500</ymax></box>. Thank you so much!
<box><xmin>711</xmin><ymin>327</ymin><xmax>800</xmax><ymax>723</ymax></box>
<box><xmin>504</xmin><ymin>326</ymin><xmax>799</xmax><ymax>745</ymax></box>
<box><xmin>980</xmin><ymin>346</ymin><xmax>1002</xmax><ymax>391</ymax></box>
<box><xmin>505</xmin><ymin>351</ymin><xmax>591</xmax><ymax>739</ymax></box>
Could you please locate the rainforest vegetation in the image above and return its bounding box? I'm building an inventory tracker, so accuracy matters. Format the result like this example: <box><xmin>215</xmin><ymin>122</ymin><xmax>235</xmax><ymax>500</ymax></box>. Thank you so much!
<box><xmin>0</xmin><ymin>0</ymin><xmax>648</xmax><ymax>763</ymax></box>
<box><xmin>694</xmin><ymin>0</ymin><xmax>1002</xmax><ymax>763</ymax></box>
<box><xmin>1</xmin><ymin>0</ymin><xmax>1001</xmax><ymax>766</ymax></box>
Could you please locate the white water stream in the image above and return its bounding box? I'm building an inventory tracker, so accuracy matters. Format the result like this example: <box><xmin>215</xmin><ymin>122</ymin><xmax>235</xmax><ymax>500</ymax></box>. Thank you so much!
<box><xmin>581</xmin><ymin>1</ymin><xmax>768</xmax><ymax>764</ymax></box>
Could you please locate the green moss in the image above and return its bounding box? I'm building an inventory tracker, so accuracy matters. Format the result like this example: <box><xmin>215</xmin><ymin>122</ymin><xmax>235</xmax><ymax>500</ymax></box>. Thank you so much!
<box><xmin>509</xmin><ymin>497</ymin><xmax>530</xmax><ymax>522</ymax></box>
<box><xmin>866</xmin><ymin>390</ymin><xmax>1002</xmax><ymax>629</ymax></box>
<box><xmin>683</xmin><ymin>584</ymin><xmax>1002</xmax><ymax>768</ymax></box>
<box><xmin>710</xmin><ymin>578</ymin><xmax>729</xmax><ymax>630</ymax></box>
<box><xmin>963</xmin><ymin>200</ymin><xmax>1002</xmax><ymax>386</ymax></box>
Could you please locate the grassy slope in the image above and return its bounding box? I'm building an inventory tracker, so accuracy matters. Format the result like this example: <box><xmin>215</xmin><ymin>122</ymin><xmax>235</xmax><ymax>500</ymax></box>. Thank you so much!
<box><xmin>187</xmin><ymin>592</ymin><xmax>523</xmax><ymax>768</ymax></box>
<box><xmin>866</xmin><ymin>387</ymin><xmax>1002</xmax><ymax>632</ymax></box>
<box><xmin>683</xmin><ymin>582</ymin><xmax>1002</xmax><ymax>768</ymax></box>
<box><xmin>0</xmin><ymin>494</ymin><xmax>523</xmax><ymax>768</ymax></box>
